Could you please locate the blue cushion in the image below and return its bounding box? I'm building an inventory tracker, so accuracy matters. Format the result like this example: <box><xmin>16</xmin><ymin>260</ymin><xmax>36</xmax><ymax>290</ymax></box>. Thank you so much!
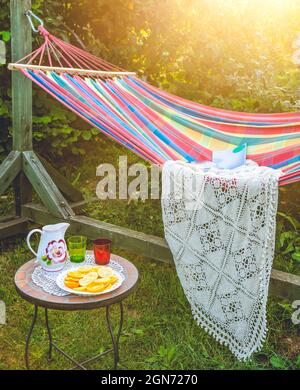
<box><xmin>212</xmin><ymin>144</ymin><xmax>247</xmax><ymax>169</ymax></box>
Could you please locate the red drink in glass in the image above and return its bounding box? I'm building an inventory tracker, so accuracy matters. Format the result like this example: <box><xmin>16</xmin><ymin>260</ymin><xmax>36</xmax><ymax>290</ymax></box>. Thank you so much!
<box><xmin>93</xmin><ymin>238</ymin><xmax>112</xmax><ymax>265</ymax></box>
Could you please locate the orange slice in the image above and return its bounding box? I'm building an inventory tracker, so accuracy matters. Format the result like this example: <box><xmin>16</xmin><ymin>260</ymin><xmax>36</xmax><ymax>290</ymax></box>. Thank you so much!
<box><xmin>67</xmin><ymin>271</ymin><xmax>85</xmax><ymax>279</ymax></box>
<box><xmin>65</xmin><ymin>281</ymin><xmax>79</xmax><ymax>289</ymax></box>
<box><xmin>97</xmin><ymin>266</ymin><xmax>114</xmax><ymax>278</ymax></box>
<box><xmin>79</xmin><ymin>272</ymin><xmax>98</xmax><ymax>287</ymax></box>
<box><xmin>94</xmin><ymin>277</ymin><xmax>110</xmax><ymax>285</ymax></box>
<box><xmin>73</xmin><ymin>286</ymin><xmax>87</xmax><ymax>292</ymax></box>
<box><xmin>77</xmin><ymin>266</ymin><xmax>94</xmax><ymax>274</ymax></box>
<box><xmin>65</xmin><ymin>276</ymin><xmax>80</xmax><ymax>282</ymax></box>
<box><xmin>86</xmin><ymin>284</ymin><xmax>106</xmax><ymax>293</ymax></box>
<box><xmin>109</xmin><ymin>275</ymin><xmax>118</xmax><ymax>284</ymax></box>
<box><xmin>91</xmin><ymin>267</ymin><xmax>101</xmax><ymax>272</ymax></box>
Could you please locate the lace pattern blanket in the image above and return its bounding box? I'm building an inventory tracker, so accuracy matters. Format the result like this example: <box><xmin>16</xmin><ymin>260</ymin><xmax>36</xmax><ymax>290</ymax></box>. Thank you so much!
<box><xmin>161</xmin><ymin>160</ymin><xmax>281</xmax><ymax>360</ymax></box>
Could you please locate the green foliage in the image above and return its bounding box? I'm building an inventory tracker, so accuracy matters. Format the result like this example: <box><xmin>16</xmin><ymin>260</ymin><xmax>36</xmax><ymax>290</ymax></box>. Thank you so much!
<box><xmin>0</xmin><ymin>0</ymin><xmax>93</xmax><ymax>159</ymax></box>
<box><xmin>31</xmin><ymin>93</ymin><xmax>98</xmax><ymax>157</ymax></box>
<box><xmin>276</xmin><ymin>212</ymin><xmax>300</xmax><ymax>264</ymax></box>
<box><xmin>0</xmin><ymin>31</ymin><xmax>10</xmax><ymax>42</ymax></box>
<box><xmin>270</xmin><ymin>354</ymin><xmax>291</xmax><ymax>369</ymax></box>
<box><xmin>1</xmin><ymin>0</ymin><xmax>300</xmax><ymax>160</ymax></box>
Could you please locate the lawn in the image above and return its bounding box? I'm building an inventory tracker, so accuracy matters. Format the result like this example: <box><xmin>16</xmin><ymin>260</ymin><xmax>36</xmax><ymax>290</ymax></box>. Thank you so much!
<box><xmin>0</xmin><ymin>138</ymin><xmax>300</xmax><ymax>370</ymax></box>
<box><xmin>0</xmin><ymin>237</ymin><xmax>300</xmax><ymax>370</ymax></box>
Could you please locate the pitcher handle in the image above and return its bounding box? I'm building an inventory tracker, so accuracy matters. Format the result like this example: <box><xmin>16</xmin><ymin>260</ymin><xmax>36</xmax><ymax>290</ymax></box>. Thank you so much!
<box><xmin>26</xmin><ymin>229</ymin><xmax>43</xmax><ymax>260</ymax></box>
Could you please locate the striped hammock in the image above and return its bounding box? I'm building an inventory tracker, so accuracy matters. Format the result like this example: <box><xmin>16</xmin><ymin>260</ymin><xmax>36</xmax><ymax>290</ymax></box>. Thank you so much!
<box><xmin>9</xmin><ymin>26</ymin><xmax>300</xmax><ymax>186</ymax></box>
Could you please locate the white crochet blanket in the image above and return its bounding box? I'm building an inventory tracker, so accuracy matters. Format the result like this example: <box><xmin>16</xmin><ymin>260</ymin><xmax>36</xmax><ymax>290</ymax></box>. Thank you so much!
<box><xmin>161</xmin><ymin>160</ymin><xmax>281</xmax><ymax>360</ymax></box>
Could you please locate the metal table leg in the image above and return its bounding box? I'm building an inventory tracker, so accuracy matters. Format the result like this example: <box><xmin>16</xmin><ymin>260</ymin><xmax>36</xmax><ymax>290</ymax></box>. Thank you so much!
<box><xmin>45</xmin><ymin>308</ymin><xmax>53</xmax><ymax>362</ymax></box>
<box><xmin>25</xmin><ymin>305</ymin><xmax>38</xmax><ymax>370</ymax></box>
<box><xmin>116</xmin><ymin>302</ymin><xmax>124</xmax><ymax>363</ymax></box>
<box><xmin>106</xmin><ymin>302</ymin><xmax>124</xmax><ymax>369</ymax></box>
<box><xmin>25</xmin><ymin>302</ymin><xmax>124</xmax><ymax>370</ymax></box>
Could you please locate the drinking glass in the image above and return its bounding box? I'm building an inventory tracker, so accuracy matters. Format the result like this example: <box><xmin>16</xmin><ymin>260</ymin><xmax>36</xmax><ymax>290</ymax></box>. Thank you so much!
<box><xmin>67</xmin><ymin>236</ymin><xmax>87</xmax><ymax>263</ymax></box>
<box><xmin>93</xmin><ymin>238</ymin><xmax>112</xmax><ymax>265</ymax></box>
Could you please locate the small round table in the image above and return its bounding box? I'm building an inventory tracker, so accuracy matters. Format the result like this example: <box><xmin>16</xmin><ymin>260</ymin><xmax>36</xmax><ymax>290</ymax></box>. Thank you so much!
<box><xmin>14</xmin><ymin>252</ymin><xmax>139</xmax><ymax>370</ymax></box>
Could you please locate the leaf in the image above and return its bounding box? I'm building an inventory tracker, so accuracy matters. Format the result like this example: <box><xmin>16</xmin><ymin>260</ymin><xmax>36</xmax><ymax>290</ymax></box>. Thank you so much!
<box><xmin>167</xmin><ymin>346</ymin><xmax>176</xmax><ymax>362</ymax></box>
<box><xmin>71</xmin><ymin>172</ymin><xmax>81</xmax><ymax>186</ymax></box>
<box><xmin>0</xmin><ymin>31</ymin><xmax>11</xmax><ymax>42</ymax></box>
<box><xmin>33</xmin><ymin>131</ymin><xmax>45</xmax><ymax>140</ymax></box>
<box><xmin>278</xmin><ymin>212</ymin><xmax>300</xmax><ymax>231</ymax></box>
<box><xmin>279</xmin><ymin>231</ymin><xmax>296</xmax><ymax>248</ymax></box>
<box><xmin>33</xmin><ymin>116</ymin><xmax>52</xmax><ymax>124</ymax></box>
<box><xmin>52</xmin><ymin>109</ymin><xmax>67</xmax><ymax>121</ymax></box>
<box><xmin>270</xmin><ymin>355</ymin><xmax>288</xmax><ymax>369</ymax></box>
<box><xmin>91</xmin><ymin>128</ymin><xmax>99</xmax><ymax>135</ymax></box>
<box><xmin>82</xmin><ymin>130</ymin><xmax>92</xmax><ymax>141</ymax></box>
<box><xmin>278</xmin><ymin>302</ymin><xmax>293</xmax><ymax>314</ymax></box>
<box><xmin>282</xmin><ymin>241</ymin><xmax>294</xmax><ymax>254</ymax></box>
<box><xmin>132</xmin><ymin>328</ymin><xmax>144</xmax><ymax>336</ymax></box>
<box><xmin>97</xmin><ymin>346</ymin><xmax>105</xmax><ymax>354</ymax></box>
<box><xmin>145</xmin><ymin>356</ymin><xmax>158</xmax><ymax>363</ymax></box>
<box><xmin>0</xmin><ymin>104</ymin><xmax>8</xmax><ymax>115</ymax></box>
<box><xmin>292</xmin><ymin>252</ymin><xmax>300</xmax><ymax>262</ymax></box>
<box><xmin>61</xmin><ymin>126</ymin><xmax>73</xmax><ymax>135</ymax></box>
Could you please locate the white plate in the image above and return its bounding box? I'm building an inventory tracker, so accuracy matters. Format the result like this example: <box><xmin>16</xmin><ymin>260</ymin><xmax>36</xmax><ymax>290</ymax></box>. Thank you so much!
<box><xmin>56</xmin><ymin>266</ymin><xmax>125</xmax><ymax>296</ymax></box>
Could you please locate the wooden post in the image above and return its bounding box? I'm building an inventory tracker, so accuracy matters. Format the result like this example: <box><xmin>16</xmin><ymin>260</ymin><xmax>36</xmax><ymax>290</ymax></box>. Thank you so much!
<box><xmin>11</xmin><ymin>0</ymin><xmax>32</xmax><ymax>151</ymax></box>
<box><xmin>8</xmin><ymin>0</ymin><xmax>74</xmax><ymax>219</ymax></box>
<box><xmin>11</xmin><ymin>0</ymin><xmax>33</xmax><ymax>214</ymax></box>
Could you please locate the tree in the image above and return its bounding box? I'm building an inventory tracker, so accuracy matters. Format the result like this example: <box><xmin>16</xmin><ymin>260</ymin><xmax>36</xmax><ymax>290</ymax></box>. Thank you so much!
<box><xmin>1</xmin><ymin>0</ymin><xmax>300</xmax><ymax>159</ymax></box>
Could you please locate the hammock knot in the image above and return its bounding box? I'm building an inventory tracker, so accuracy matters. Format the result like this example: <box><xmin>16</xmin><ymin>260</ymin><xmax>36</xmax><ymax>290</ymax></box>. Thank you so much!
<box><xmin>38</xmin><ymin>25</ymin><xmax>50</xmax><ymax>38</ymax></box>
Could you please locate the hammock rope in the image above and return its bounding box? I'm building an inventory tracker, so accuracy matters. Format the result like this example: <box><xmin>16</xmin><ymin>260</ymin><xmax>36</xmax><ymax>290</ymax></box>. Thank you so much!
<box><xmin>8</xmin><ymin>22</ymin><xmax>300</xmax><ymax>186</ymax></box>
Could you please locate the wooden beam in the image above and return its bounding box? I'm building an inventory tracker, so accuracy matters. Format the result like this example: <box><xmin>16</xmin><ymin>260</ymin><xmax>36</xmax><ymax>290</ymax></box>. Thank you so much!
<box><xmin>22</xmin><ymin>202</ymin><xmax>300</xmax><ymax>301</ymax></box>
<box><xmin>71</xmin><ymin>197</ymin><xmax>99</xmax><ymax>209</ymax></box>
<box><xmin>69</xmin><ymin>215</ymin><xmax>172</xmax><ymax>262</ymax></box>
<box><xmin>0</xmin><ymin>217</ymin><xmax>28</xmax><ymax>239</ymax></box>
<box><xmin>0</xmin><ymin>151</ymin><xmax>22</xmax><ymax>196</ymax></box>
<box><xmin>11</xmin><ymin>0</ymin><xmax>33</xmax><ymax>215</ymax></box>
<box><xmin>23</xmin><ymin>151</ymin><xmax>74</xmax><ymax>219</ymax></box>
<box><xmin>8</xmin><ymin>63</ymin><xmax>136</xmax><ymax>77</ymax></box>
<box><xmin>11</xmin><ymin>1</ymin><xmax>32</xmax><ymax>151</ymax></box>
<box><xmin>22</xmin><ymin>203</ymin><xmax>172</xmax><ymax>263</ymax></box>
<box><xmin>37</xmin><ymin>154</ymin><xmax>84</xmax><ymax>203</ymax></box>
<box><xmin>0</xmin><ymin>214</ymin><xmax>16</xmax><ymax>223</ymax></box>
<box><xmin>270</xmin><ymin>269</ymin><xmax>300</xmax><ymax>301</ymax></box>
<box><xmin>70</xmin><ymin>197</ymin><xmax>98</xmax><ymax>215</ymax></box>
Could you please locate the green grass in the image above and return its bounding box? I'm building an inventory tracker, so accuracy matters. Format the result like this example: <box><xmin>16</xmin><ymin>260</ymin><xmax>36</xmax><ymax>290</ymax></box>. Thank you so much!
<box><xmin>1</xmin><ymin>138</ymin><xmax>300</xmax><ymax>369</ymax></box>
<box><xmin>0</xmin><ymin>237</ymin><xmax>300</xmax><ymax>370</ymax></box>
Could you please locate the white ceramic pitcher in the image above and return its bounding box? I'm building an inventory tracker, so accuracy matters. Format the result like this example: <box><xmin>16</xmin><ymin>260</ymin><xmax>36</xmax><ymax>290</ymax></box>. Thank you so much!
<box><xmin>27</xmin><ymin>223</ymin><xmax>70</xmax><ymax>272</ymax></box>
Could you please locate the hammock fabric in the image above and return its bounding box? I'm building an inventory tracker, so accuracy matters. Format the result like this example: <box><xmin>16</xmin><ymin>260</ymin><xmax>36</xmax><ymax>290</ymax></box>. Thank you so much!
<box><xmin>9</xmin><ymin>26</ymin><xmax>300</xmax><ymax>186</ymax></box>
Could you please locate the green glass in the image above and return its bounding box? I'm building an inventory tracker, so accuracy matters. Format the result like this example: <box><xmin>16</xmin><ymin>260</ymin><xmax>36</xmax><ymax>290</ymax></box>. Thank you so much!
<box><xmin>67</xmin><ymin>236</ymin><xmax>87</xmax><ymax>263</ymax></box>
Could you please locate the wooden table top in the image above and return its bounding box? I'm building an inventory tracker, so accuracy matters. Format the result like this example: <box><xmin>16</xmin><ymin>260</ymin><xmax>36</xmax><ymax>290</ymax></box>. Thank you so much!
<box><xmin>14</xmin><ymin>251</ymin><xmax>139</xmax><ymax>311</ymax></box>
